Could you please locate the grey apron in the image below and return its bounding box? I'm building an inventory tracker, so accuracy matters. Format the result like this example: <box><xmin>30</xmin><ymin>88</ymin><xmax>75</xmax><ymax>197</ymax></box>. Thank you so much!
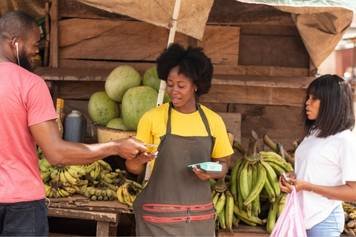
<box><xmin>133</xmin><ymin>104</ymin><xmax>215</xmax><ymax>236</ymax></box>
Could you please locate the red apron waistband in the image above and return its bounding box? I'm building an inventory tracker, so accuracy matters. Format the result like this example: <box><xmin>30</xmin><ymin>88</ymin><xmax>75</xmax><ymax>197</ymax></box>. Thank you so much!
<box><xmin>143</xmin><ymin>212</ymin><xmax>215</xmax><ymax>224</ymax></box>
<box><xmin>143</xmin><ymin>202</ymin><xmax>214</xmax><ymax>213</ymax></box>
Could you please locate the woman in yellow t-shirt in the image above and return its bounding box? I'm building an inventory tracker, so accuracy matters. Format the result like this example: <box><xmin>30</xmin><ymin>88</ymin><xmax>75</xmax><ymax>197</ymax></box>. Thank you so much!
<box><xmin>126</xmin><ymin>43</ymin><xmax>234</xmax><ymax>236</ymax></box>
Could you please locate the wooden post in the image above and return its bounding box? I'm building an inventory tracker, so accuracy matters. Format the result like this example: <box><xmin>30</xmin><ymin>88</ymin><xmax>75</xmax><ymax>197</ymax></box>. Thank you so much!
<box><xmin>43</xmin><ymin>1</ymin><xmax>50</xmax><ymax>66</ymax></box>
<box><xmin>49</xmin><ymin>0</ymin><xmax>58</xmax><ymax>68</ymax></box>
<box><xmin>96</xmin><ymin>221</ymin><xmax>110</xmax><ymax>237</ymax></box>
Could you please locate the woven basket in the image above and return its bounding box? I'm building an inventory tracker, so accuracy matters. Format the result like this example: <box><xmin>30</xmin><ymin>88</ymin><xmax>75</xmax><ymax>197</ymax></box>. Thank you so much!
<box><xmin>96</xmin><ymin>126</ymin><xmax>136</xmax><ymax>143</ymax></box>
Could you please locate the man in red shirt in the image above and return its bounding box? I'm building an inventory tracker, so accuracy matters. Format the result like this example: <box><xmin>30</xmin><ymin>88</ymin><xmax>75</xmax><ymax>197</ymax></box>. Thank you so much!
<box><xmin>0</xmin><ymin>11</ymin><xmax>149</xmax><ymax>236</ymax></box>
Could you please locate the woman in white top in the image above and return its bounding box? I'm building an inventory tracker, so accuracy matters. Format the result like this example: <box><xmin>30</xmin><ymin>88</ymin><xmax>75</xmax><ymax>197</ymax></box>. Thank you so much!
<box><xmin>280</xmin><ymin>74</ymin><xmax>356</xmax><ymax>237</ymax></box>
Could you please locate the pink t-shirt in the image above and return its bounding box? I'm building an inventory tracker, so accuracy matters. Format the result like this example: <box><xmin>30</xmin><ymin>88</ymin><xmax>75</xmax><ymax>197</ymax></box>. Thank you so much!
<box><xmin>0</xmin><ymin>62</ymin><xmax>57</xmax><ymax>203</ymax></box>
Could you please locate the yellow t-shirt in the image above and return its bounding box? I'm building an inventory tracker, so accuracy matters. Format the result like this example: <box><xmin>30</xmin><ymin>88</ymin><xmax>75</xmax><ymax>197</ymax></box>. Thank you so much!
<box><xmin>136</xmin><ymin>103</ymin><xmax>234</xmax><ymax>159</ymax></box>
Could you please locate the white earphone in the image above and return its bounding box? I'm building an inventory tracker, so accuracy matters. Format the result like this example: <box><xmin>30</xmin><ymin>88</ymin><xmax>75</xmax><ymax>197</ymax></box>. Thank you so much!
<box><xmin>15</xmin><ymin>42</ymin><xmax>20</xmax><ymax>65</ymax></box>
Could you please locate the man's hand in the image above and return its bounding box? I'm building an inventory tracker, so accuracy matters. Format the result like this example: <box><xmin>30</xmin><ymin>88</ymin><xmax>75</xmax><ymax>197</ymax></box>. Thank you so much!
<box><xmin>133</xmin><ymin>152</ymin><xmax>156</xmax><ymax>165</ymax></box>
<box><xmin>114</xmin><ymin>137</ymin><xmax>147</xmax><ymax>160</ymax></box>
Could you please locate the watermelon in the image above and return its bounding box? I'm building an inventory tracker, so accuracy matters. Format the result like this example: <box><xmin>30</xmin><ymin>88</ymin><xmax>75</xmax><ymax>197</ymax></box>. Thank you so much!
<box><xmin>106</xmin><ymin>118</ymin><xmax>128</xmax><ymax>131</ymax></box>
<box><xmin>121</xmin><ymin>86</ymin><xmax>158</xmax><ymax>130</ymax></box>
<box><xmin>143</xmin><ymin>66</ymin><xmax>170</xmax><ymax>103</ymax></box>
<box><xmin>143</xmin><ymin>66</ymin><xmax>160</xmax><ymax>91</ymax></box>
<box><xmin>105</xmin><ymin>65</ymin><xmax>141</xmax><ymax>102</ymax></box>
<box><xmin>88</xmin><ymin>91</ymin><xmax>119</xmax><ymax>126</ymax></box>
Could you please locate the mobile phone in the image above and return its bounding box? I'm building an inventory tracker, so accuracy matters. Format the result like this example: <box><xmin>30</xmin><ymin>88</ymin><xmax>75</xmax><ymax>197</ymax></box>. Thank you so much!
<box><xmin>188</xmin><ymin>162</ymin><xmax>222</xmax><ymax>172</ymax></box>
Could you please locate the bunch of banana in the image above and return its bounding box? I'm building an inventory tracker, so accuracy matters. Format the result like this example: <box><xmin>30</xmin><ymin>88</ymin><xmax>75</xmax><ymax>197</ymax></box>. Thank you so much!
<box><xmin>117</xmin><ymin>181</ymin><xmax>143</xmax><ymax>207</ymax></box>
<box><xmin>80</xmin><ymin>185</ymin><xmax>117</xmax><ymax>201</ymax></box>
<box><xmin>39</xmin><ymin>159</ymin><xmax>52</xmax><ymax>183</ymax></box>
<box><xmin>85</xmin><ymin>160</ymin><xmax>113</xmax><ymax>181</ymax></box>
<box><xmin>212</xmin><ymin>189</ymin><xmax>238</xmax><ymax>231</ymax></box>
<box><xmin>343</xmin><ymin>202</ymin><xmax>356</xmax><ymax>236</ymax></box>
<box><xmin>229</xmin><ymin>151</ymin><xmax>291</xmax><ymax>233</ymax></box>
<box><xmin>44</xmin><ymin>183</ymin><xmax>78</xmax><ymax>198</ymax></box>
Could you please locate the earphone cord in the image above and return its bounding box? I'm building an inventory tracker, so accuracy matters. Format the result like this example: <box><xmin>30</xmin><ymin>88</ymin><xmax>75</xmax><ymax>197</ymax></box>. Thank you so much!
<box><xmin>16</xmin><ymin>43</ymin><xmax>20</xmax><ymax>65</ymax></box>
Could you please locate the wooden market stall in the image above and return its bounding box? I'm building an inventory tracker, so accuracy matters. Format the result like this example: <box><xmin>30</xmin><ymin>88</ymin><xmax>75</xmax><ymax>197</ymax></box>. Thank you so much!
<box><xmin>2</xmin><ymin>0</ymin><xmax>351</xmax><ymax>236</ymax></box>
<box><xmin>34</xmin><ymin>1</ymin><xmax>313</xmax><ymax>235</ymax></box>
<box><xmin>38</xmin><ymin>0</ymin><xmax>315</xmax><ymax>150</ymax></box>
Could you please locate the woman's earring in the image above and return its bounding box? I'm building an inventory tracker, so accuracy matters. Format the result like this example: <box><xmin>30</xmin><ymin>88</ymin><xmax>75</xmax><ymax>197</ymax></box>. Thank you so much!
<box><xmin>194</xmin><ymin>88</ymin><xmax>197</xmax><ymax>92</ymax></box>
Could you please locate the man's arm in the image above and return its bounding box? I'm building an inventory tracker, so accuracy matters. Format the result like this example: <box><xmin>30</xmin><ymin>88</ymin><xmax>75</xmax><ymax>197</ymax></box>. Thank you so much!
<box><xmin>30</xmin><ymin>120</ymin><xmax>147</xmax><ymax>166</ymax></box>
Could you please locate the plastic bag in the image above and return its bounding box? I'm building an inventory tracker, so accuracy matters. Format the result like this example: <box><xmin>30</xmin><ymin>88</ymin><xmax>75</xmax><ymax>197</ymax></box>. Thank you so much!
<box><xmin>270</xmin><ymin>187</ymin><xmax>307</xmax><ymax>237</ymax></box>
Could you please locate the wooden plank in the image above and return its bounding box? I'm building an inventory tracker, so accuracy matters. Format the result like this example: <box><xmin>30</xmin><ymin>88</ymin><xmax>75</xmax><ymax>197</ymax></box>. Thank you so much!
<box><xmin>53</xmin><ymin>79</ymin><xmax>307</xmax><ymax>107</ymax></box>
<box><xmin>35</xmin><ymin>67</ymin><xmax>111</xmax><ymax>81</ymax></box>
<box><xmin>55</xmin><ymin>61</ymin><xmax>309</xmax><ymax>77</ymax></box>
<box><xmin>218</xmin><ymin>113</ymin><xmax>241</xmax><ymax>142</ymax></box>
<box><xmin>35</xmin><ymin>67</ymin><xmax>312</xmax><ymax>86</ymax></box>
<box><xmin>48</xmin><ymin>208</ymin><xmax>118</xmax><ymax>223</ymax></box>
<box><xmin>209</xmin><ymin>0</ymin><xmax>294</xmax><ymax>26</ymax></box>
<box><xmin>229</xmin><ymin>104</ymin><xmax>304</xmax><ymax>151</ymax></box>
<box><xmin>59</xmin><ymin>19</ymin><xmax>239</xmax><ymax>64</ymax></box>
<box><xmin>201</xmin><ymin>103</ymin><xmax>228</xmax><ymax>113</ymax></box>
<box><xmin>200</xmin><ymin>85</ymin><xmax>306</xmax><ymax>107</ymax></box>
<box><xmin>48</xmin><ymin>196</ymin><xmax>131</xmax><ymax>213</ymax></box>
<box><xmin>239</xmin><ymin>34</ymin><xmax>309</xmax><ymax>68</ymax></box>
<box><xmin>212</xmin><ymin>75</ymin><xmax>313</xmax><ymax>89</ymax></box>
<box><xmin>197</xmin><ymin>26</ymin><xmax>239</xmax><ymax>65</ymax></box>
<box><xmin>56</xmin><ymin>81</ymin><xmax>104</xmax><ymax>100</ymax></box>
<box><xmin>218</xmin><ymin>225</ymin><xmax>268</xmax><ymax>237</ymax></box>
<box><xmin>49</xmin><ymin>0</ymin><xmax>59</xmax><ymax>67</ymax></box>
<box><xmin>59</xmin><ymin>0</ymin><xmax>128</xmax><ymax>19</ymax></box>
<box><xmin>58</xmin><ymin>60</ymin><xmax>155</xmax><ymax>73</ymax></box>
<box><xmin>239</xmin><ymin>25</ymin><xmax>298</xmax><ymax>36</ymax></box>
<box><xmin>214</xmin><ymin>65</ymin><xmax>309</xmax><ymax>77</ymax></box>
<box><xmin>96</xmin><ymin>221</ymin><xmax>110</xmax><ymax>237</ymax></box>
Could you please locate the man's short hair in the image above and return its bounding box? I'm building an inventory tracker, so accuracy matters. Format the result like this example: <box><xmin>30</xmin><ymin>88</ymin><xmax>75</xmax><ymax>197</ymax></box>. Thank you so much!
<box><xmin>0</xmin><ymin>11</ymin><xmax>37</xmax><ymax>40</ymax></box>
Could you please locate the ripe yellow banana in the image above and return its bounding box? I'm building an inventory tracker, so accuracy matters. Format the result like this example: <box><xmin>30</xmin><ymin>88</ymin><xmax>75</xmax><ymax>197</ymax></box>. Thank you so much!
<box><xmin>98</xmin><ymin>160</ymin><xmax>112</xmax><ymax>171</ymax></box>
<box><xmin>63</xmin><ymin>170</ymin><xmax>78</xmax><ymax>185</ymax></box>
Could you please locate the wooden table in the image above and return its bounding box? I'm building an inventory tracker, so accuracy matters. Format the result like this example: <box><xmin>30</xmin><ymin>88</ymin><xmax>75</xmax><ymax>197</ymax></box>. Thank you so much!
<box><xmin>47</xmin><ymin>196</ymin><xmax>132</xmax><ymax>236</ymax></box>
<box><xmin>218</xmin><ymin>225</ymin><xmax>269</xmax><ymax>237</ymax></box>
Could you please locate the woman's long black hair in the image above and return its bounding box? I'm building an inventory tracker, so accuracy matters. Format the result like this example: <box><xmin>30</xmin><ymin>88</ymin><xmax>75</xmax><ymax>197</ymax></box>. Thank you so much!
<box><xmin>303</xmin><ymin>74</ymin><xmax>355</xmax><ymax>137</ymax></box>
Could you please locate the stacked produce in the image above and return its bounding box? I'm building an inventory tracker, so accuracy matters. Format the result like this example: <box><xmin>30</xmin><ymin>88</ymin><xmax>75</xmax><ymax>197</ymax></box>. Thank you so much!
<box><xmin>212</xmin><ymin>131</ymin><xmax>294</xmax><ymax>233</ymax></box>
<box><xmin>211</xmin><ymin>180</ymin><xmax>238</xmax><ymax>231</ymax></box>
<box><xmin>343</xmin><ymin>202</ymin><xmax>356</xmax><ymax>236</ymax></box>
<box><xmin>88</xmin><ymin>65</ymin><xmax>168</xmax><ymax>131</ymax></box>
<box><xmin>38</xmin><ymin>148</ymin><xmax>142</xmax><ymax>206</ymax></box>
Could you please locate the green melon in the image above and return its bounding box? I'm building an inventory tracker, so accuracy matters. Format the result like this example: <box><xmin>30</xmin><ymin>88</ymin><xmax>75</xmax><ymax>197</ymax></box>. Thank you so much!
<box><xmin>143</xmin><ymin>66</ymin><xmax>160</xmax><ymax>91</ymax></box>
<box><xmin>88</xmin><ymin>91</ymin><xmax>119</xmax><ymax>126</ymax></box>
<box><xmin>143</xmin><ymin>66</ymin><xmax>170</xmax><ymax>103</ymax></box>
<box><xmin>105</xmin><ymin>65</ymin><xmax>141</xmax><ymax>102</ymax></box>
<box><xmin>106</xmin><ymin>118</ymin><xmax>128</xmax><ymax>131</ymax></box>
<box><xmin>121</xmin><ymin>86</ymin><xmax>158</xmax><ymax>130</ymax></box>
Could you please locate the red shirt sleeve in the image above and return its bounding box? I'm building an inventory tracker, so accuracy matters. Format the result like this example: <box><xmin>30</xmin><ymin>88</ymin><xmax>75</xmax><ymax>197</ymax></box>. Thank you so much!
<box><xmin>26</xmin><ymin>77</ymin><xmax>58</xmax><ymax>126</ymax></box>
